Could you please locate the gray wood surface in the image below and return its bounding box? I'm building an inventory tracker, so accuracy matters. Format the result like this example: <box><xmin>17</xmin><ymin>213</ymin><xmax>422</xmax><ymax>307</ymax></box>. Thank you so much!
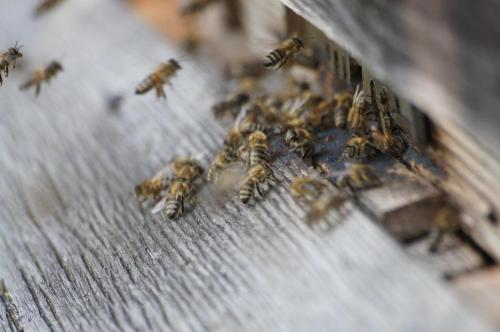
<box><xmin>0</xmin><ymin>0</ymin><xmax>495</xmax><ymax>331</ymax></box>
<box><xmin>280</xmin><ymin>0</ymin><xmax>500</xmax><ymax>159</ymax></box>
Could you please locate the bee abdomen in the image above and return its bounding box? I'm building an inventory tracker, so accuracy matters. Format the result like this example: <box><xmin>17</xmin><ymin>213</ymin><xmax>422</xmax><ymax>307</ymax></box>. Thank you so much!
<box><xmin>263</xmin><ymin>49</ymin><xmax>285</xmax><ymax>67</ymax></box>
<box><xmin>250</xmin><ymin>148</ymin><xmax>268</xmax><ymax>166</ymax></box>
<box><xmin>135</xmin><ymin>73</ymin><xmax>160</xmax><ymax>94</ymax></box>
<box><xmin>239</xmin><ymin>181</ymin><xmax>254</xmax><ymax>204</ymax></box>
<box><xmin>335</xmin><ymin>106</ymin><xmax>348</xmax><ymax>128</ymax></box>
<box><xmin>165</xmin><ymin>197</ymin><xmax>182</xmax><ymax>219</ymax></box>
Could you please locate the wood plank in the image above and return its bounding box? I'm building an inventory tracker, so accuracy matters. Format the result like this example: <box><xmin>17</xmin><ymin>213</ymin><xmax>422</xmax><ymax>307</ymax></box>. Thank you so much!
<box><xmin>0</xmin><ymin>0</ymin><xmax>496</xmax><ymax>331</ymax></box>
<box><xmin>279</xmin><ymin>0</ymin><xmax>500</xmax><ymax>161</ymax></box>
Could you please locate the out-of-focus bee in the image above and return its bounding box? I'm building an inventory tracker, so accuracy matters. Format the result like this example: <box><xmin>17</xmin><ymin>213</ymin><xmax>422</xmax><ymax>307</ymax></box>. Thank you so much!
<box><xmin>212</xmin><ymin>92</ymin><xmax>250</xmax><ymax>119</ymax></box>
<box><xmin>285</xmin><ymin>127</ymin><xmax>315</xmax><ymax>159</ymax></box>
<box><xmin>290</xmin><ymin>173</ymin><xmax>331</xmax><ymax>204</ymax></box>
<box><xmin>0</xmin><ymin>42</ymin><xmax>23</xmax><ymax>86</ymax></box>
<box><xmin>171</xmin><ymin>157</ymin><xmax>204</xmax><ymax>181</ymax></box>
<box><xmin>135</xmin><ymin>59</ymin><xmax>181</xmax><ymax>99</ymax></box>
<box><xmin>263</xmin><ymin>37</ymin><xmax>304</xmax><ymax>70</ymax></box>
<box><xmin>34</xmin><ymin>0</ymin><xmax>64</xmax><ymax>16</ymax></box>
<box><xmin>239</xmin><ymin>164</ymin><xmax>277</xmax><ymax>204</ymax></box>
<box><xmin>206</xmin><ymin>150</ymin><xmax>237</xmax><ymax>182</ymax></box>
<box><xmin>308</xmin><ymin>98</ymin><xmax>337</xmax><ymax>130</ymax></box>
<box><xmin>134</xmin><ymin>174</ymin><xmax>171</xmax><ymax>205</ymax></box>
<box><xmin>236</xmin><ymin>104</ymin><xmax>268</xmax><ymax>135</ymax></box>
<box><xmin>334</xmin><ymin>91</ymin><xmax>352</xmax><ymax>128</ymax></box>
<box><xmin>409</xmin><ymin>161</ymin><xmax>440</xmax><ymax>186</ymax></box>
<box><xmin>306</xmin><ymin>191</ymin><xmax>346</xmax><ymax>223</ymax></box>
<box><xmin>179</xmin><ymin>0</ymin><xmax>220</xmax><ymax>16</ymax></box>
<box><xmin>347</xmin><ymin>85</ymin><xmax>368</xmax><ymax>133</ymax></box>
<box><xmin>247</xmin><ymin>131</ymin><xmax>271</xmax><ymax>167</ymax></box>
<box><xmin>335</xmin><ymin>163</ymin><xmax>380</xmax><ymax>191</ymax></box>
<box><xmin>341</xmin><ymin>136</ymin><xmax>377</xmax><ymax>161</ymax></box>
<box><xmin>429</xmin><ymin>206</ymin><xmax>461</xmax><ymax>253</ymax></box>
<box><xmin>19</xmin><ymin>61</ymin><xmax>63</xmax><ymax>96</ymax></box>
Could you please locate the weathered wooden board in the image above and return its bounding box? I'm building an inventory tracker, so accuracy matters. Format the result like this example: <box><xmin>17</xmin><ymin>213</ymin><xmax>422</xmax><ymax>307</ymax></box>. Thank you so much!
<box><xmin>0</xmin><ymin>0</ymin><xmax>496</xmax><ymax>331</ymax></box>
<box><xmin>279</xmin><ymin>0</ymin><xmax>500</xmax><ymax>159</ymax></box>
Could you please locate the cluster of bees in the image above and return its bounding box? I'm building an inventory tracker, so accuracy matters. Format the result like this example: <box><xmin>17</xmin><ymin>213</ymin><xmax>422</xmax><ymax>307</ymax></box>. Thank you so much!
<box><xmin>133</xmin><ymin>33</ymin><xmax>414</xmax><ymax>222</ymax></box>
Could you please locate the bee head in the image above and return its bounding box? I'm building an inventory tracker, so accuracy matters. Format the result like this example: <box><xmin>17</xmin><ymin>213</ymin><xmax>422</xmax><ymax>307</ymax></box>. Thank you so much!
<box><xmin>169</xmin><ymin>59</ymin><xmax>182</xmax><ymax>70</ymax></box>
<box><xmin>9</xmin><ymin>42</ymin><xmax>23</xmax><ymax>57</ymax></box>
<box><xmin>49</xmin><ymin>61</ymin><xmax>63</xmax><ymax>71</ymax></box>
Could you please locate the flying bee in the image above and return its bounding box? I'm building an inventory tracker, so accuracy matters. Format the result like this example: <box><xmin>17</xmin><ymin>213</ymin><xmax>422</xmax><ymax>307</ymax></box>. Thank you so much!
<box><xmin>0</xmin><ymin>42</ymin><xmax>23</xmax><ymax>86</ymax></box>
<box><xmin>239</xmin><ymin>164</ymin><xmax>277</xmax><ymax>204</ymax></box>
<box><xmin>135</xmin><ymin>59</ymin><xmax>182</xmax><ymax>99</ymax></box>
<box><xmin>335</xmin><ymin>163</ymin><xmax>380</xmax><ymax>191</ymax></box>
<box><xmin>179</xmin><ymin>0</ymin><xmax>220</xmax><ymax>16</ymax></box>
<box><xmin>134</xmin><ymin>174</ymin><xmax>171</xmax><ymax>205</ymax></box>
<box><xmin>212</xmin><ymin>92</ymin><xmax>250</xmax><ymax>119</ymax></box>
<box><xmin>263</xmin><ymin>37</ymin><xmax>304</xmax><ymax>70</ymax></box>
<box><xmin>334</xmin><ymin>91</ymin><xmax>353</xmax><ymax>128</ymax></box>
<box><xmin>171</xmin><ymin>157</ymin><xmax>204</xmax><ymax>182</ymax></box>
<box><xmin>164</xmin><ymin>178</ymin><xmax>192</xmax><ymax>219</ymax></box>
<box><xmin>347</xmin><ymin>85</ymin><xmax>368</xmax><ymax>133</ymax></box>
<box><xmin>34</xmin><ymin>0</ymin><xmax>64</xmax><ymax>16</ymax></box>
<box><xmin>341</xmin><ymin>135</ymin><xmax>377</xmax><ymax>161</ymax></box>
<box><xmin>19</xmin><ymin>61</ymin><xmax>63</xmax><ymax>96</ymax></box>
<box><xmin>284</xmin><ymin>127</ymin><xmax>315</xmax><ymax>159</ymax></box>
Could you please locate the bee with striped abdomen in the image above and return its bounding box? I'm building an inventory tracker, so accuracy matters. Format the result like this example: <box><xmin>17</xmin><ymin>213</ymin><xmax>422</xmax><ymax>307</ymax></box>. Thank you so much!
<box><xmin>284</xmin><ymin>127</ymin><xmax>315</xmax><ymax>159</ymax></box>
<box><xmin>247</xmin><ymin>130</ymin><xmax>271</xmax><ymax>167</ymax></box>
<box><xmin>334</xmin><ymin>91</ymin><xmax>353</xmax><ymax>128</ymax></box>
<box><xmin>239</xmin><ymin>164</ymin><xmax>277</xmax><ymax>204</ymax></box>
<box><xmin>263</xmin><ymin>37</ymin><xmax>304</xmax><ymax>70</ymax></box>
<box><xmin>135</xmin><ymin>59</ymin><xmax>181</xmax><ymax>99</ymax></box>
<box><xmin>0</xmin><ymin>42</ymin><xmax>23</xmax><ymax>86</ymax></box>
<box><xmin>164</xmin><ymin>178</ymin><xmax>192</xmax><ymax>219</ymax></box>
<box><xmin>20</xmin><ymin>61</ymin><xmax>63</xmax><ymax>96</ymax></box>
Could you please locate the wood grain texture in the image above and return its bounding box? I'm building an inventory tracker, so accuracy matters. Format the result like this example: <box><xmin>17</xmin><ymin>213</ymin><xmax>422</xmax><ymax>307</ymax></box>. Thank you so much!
<box><xmin>279</xmin><ymin>0</ymin><xmax>500</xmax><ymax>159</ymax></box>
<box><xmin>0</xmin><ymin>0</ymin><xmax>495</xmax><ymax>331</ymax></box>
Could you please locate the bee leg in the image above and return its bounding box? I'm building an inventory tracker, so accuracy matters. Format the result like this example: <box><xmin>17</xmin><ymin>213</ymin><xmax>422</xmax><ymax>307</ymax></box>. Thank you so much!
<box><xmin>155</xmin><ymin>86</ymin><xmax>166</xmax><ymax>99</ymax></box>
<box><xmin>180</xmin><ymin>197</ymin><xmax>185</xmax><ymax>217</ymax></box>
<box><xmin>35</xmin><ymin>83</ymin><xmax>41</xmax><ymax>96</ymax></box>
<box><xmin>255</xmin><ymin>183</ymin><xmax>263</xmax><ymax>199</ymax></box>
<box><xmin>429</xmin><ymin>230</ymin><xmax>445</xmax><ymax>253</ymax></box>
<box><xmin>4</xmin><ymin>64</ymin><xmax>8</xmax><ymax>78</ymax></box>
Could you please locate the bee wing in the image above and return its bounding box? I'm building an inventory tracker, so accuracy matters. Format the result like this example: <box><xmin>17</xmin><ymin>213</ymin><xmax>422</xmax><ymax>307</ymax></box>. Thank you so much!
<box><xmin>150</xmin><ymin>196</ymin><xmax>167</xmax><ymax>215</ymax></box>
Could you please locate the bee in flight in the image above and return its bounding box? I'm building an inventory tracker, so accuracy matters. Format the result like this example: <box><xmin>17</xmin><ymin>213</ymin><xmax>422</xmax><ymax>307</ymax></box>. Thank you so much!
<box><xmin>0</xmin><ymin>42</ymin><xmax>23</xmax><ymax>86</ymax></box>
<box><xmin>135</xmin><ymin>59</ymin><xmax>182</xmax><ymax>99</ymax></box>
<box><xmin>263</xmin><ymin>37</ymin><xmax>304</xmax><ymax>70</ymax></box>
<box><xmin>34</xmin><ymin>0</ymin><xmax>65</xmax><ymax>16</ymax></box>
<box><xmin>20</xmin><ymin>61</ymin><xmax>63</xmax><ymax>96</ymax></box>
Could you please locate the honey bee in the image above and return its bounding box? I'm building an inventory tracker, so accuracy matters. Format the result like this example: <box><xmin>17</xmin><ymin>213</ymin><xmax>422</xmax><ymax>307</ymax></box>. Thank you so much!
<box><xmin>347</xmin><ymin>85</ymin><xmax>367</xmax><ymax>133</ymax></box>
<box><xmin>134</xmin><ymin>174</ymin><xmax>171</xmax><ymax>204</ymax></box>
<box><xmin>34</xmin><ymin>0</ymin><xmax>64</xmax><ymax>16</ymax></box>
<box><xmin>290</xmin><ymin>173</ymin><xmax>331</xmax><ymax>203</ymax></box>
<box><xmin>19</xmin><ymin>61</ymin><xmax>63</xmax><ymax>96</ymax></box>
<box><xmin>247</xmin><ymin>130</ymin><xmax>271</xmax><ymax>167</ymax></box>
<box><xmin>206</xmin><ymin>150</ymin><xmax>237</xmax><ymax>182</ymax></box>
<box><xmin>263</xmin><ymin>37</ymin><xmax>304</xmax><ymax>70</ymax></box>
<box><xmin>239</xmin><ymin>164</ymin><xmax>277</xmax><ymax>204</ymax></box>
<box><xmin>341</xmin><ymin>136</ymin><xmax>377</xmax><ymax>161</ymax></box>
<box><xmin>223</xmin><ymin>128</ymin><xmax>244</xmax><ymax>155</ymax></box>
<box><xmin>164</xmin><ymin>178</ymin><xmax>192</xmax><ymax>219</ymax></box>
<box><xmin>308</xmin><ymin>98</ymin><xmax>337</xmax><ymax>130</ymax></box>
<box><xmin>171</xmin><ymin>157</ymin><xmax>204</xmax><ymax>181</ymax></box>
<box><xmin>335</xmin><ymin>163</ymin><xmax>380</xmax><ymax>190</ymax></box>
<box><xmin>212</xmin><ymin>92</ymin><xmax>250</xmax><ymax>119</ymax></box>
<box><xmin>334</xmin><ymin>91</ymin><xmax>353</xmax><ymax>128</ymax></box>
<box><xmin>306</xmin><ymin>191</ymin><xmax>346</xmax><ymax>223</ymax></box>
<box><xmin>236</xmin><ymin>104</ymin><xmax>267</xmax><ymax>135</ymax></box>
<box><xmin>0</xmin><ymin>42</ymin><xmax>23</xmax><ymax>86</ymax></box>
<box><xmin>284</xmin><ymin>127</ymin><xmax>315</xmax><ymax>159</ymax></box>
<box><xmin>179</xmin><ymin>0</ymin><xmax>220</xmax><ymax>16</ymax></box>
<box><xmin>135</xmin><ymin>59</ymin><xmax>182</xmax><ymax>99</ymax></box>
<box><xmin>429</xmin><ymin>206</ymin><xmax>461</xmax><ymax>253</ymax></box>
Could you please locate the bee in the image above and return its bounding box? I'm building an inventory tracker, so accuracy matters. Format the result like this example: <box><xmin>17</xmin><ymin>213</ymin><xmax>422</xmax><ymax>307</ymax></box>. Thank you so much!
<box><xmin>335</xmin><ymin>163</ymin><xmax>380</xmax><ymax>190</ymax></box>
<box><xmin>290</xmin><ymin>173</ymin><xmax>331</xmax><ymax>203</ymax></box>
<box><xmin>334</xmin><ymin>91</ymin><xmax>353</xmax><ymax>128</ymax></box>
<box><xmin>206</xmin><ymin>151</ymin><xmax>237</xmax><ymax>182</ymax></box>
<box><xmin>0</xmin><ymin>42</ymin><xmax>23</xmax><ymax>86</ymax></box>
<box><xmin>135</xmin><ymin>59</ymin><xmax>182</xmax><ymax>99</ymax></box>
<box><xmin>284</xmin><ymin>127</ymin><xmax>315</xmax><ymax>159</ymax></box>
<box><xmin>263</xmin><ymin>37</ymin><xmax>304</xmax><ymax>70</ymax></box>
<box><xmin>164</xmin><ymin>178</ymin><xmax>192</xmax><ymax>219</ymax></box>
<box><xmin>179</xmin><ymin>0</ymin><xmax>220</xmax><ymax>16</ymax></box>
<box><xmin>171</xmin><ymin>157</ymin><xmax>204</xmax><ymax>181</ymax></box>
<box><xmin>236</xmin><ymin>104</ymin><xmax>267</xmax><ymax>135</ymax></box>
<box><xmin>306</xmin><ymin>191</ymin><xmax>347</xmax><ymax>223</ymax></box>
<box><xmin>212</xmin><ymin>92</ymin><xmax>250</xmax><ymax>119</ymax></box>
<box><xmin>341</xmin><ymin>136</ymin><xmax>377</xmax><ymax>161</ymax></box>
<box><xmin>429</xmin><ymin>206</ymin><xmax>461</xmax><ymax>253</ymax></box>
<box><xmin>134</xmin><ymin>174</ymin><xmax>171</xmax><ymax>204</ymax></box>
<box><xmin>19</xmin><ymin>61</ymin><xmax>63</xmax><ymax>96</ymax></box>
<box><xmin>239</xmin><ymin>164</ymin><xmax>277</xmax><ymax>204</ymax></box>
<box><xmin>247</xmin><ymin>130</ymin><xmax>271</xmax><ymax>167</ymax></box>
<box><xmin>34</xmin><ymin>0</ymin><xmax>64</xmax><ymax>16</ymax></box>
<box><xmin>308</xmin><ymin>98</ymin><xmax>337</xmax><ymax>130</ymax></box>
<box><xmin>347</xmin><ymin>85</ymin><xmax>368</xmax><ymax>133</ymax></box>
<box><xmin>223</xmin><ymin>128</ymin><xmax>244</xmax><ymax>155</ymax></box>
